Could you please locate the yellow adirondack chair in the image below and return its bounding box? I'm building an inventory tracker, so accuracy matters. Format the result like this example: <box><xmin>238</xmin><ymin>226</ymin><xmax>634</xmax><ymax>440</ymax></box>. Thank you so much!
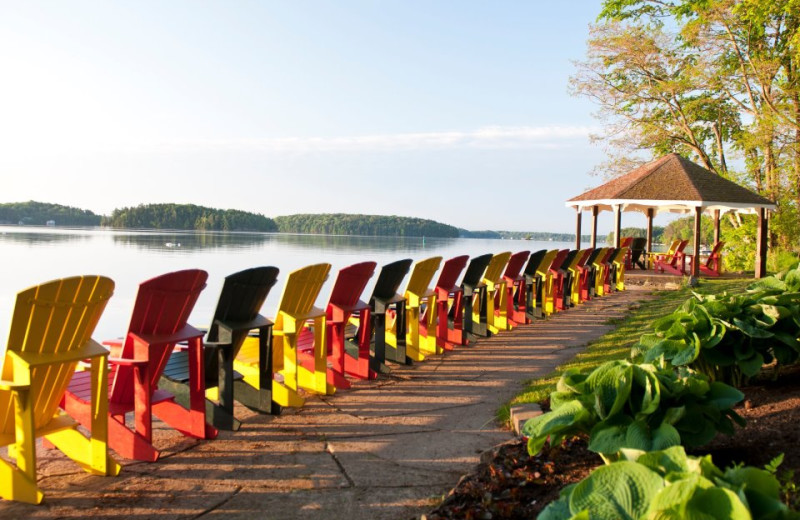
<box><xmin>235</xmin><ymin>263</ymin><xmax>332</xmax><ymax>408</ymax></box>
<box><xmin>612</xmin><ymin>247</ymin><xmax>629</xmax><ymax>291</ymax></box>
<box><xmin>534</xmin><ymin>249</ymin><xmax>558</xmax><ymax>317</ymax></box>
<box><xmin>388</xmin><ymin>256</ymin><xmax>442</xmax><ymax>360</ymax></box>
<box><xmin>0</xmin><ymin>276</ymin><xmax>120</xmax><ymax>504</ymax></box>
<box><xmin>481</xmin><ymin>252</ymin><xmax>512</xmax><ymax>334</ymax></box>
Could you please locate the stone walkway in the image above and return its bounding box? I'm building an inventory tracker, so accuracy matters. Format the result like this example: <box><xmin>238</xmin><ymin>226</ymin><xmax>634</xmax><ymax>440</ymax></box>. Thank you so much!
<box><xmin>1</xmin><ymin>287</ymin><xmax>651</xmax><ymax>520</ymax></box>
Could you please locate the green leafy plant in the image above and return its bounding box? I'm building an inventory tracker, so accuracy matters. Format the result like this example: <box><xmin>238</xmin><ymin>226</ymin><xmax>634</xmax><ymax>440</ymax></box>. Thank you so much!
<box><xmin>632</xmin><ymin>264</ymin><xmax>800</xmax><ymax>385</ymax></box>
<box><xmin>539</xmin><ymin>446</ymin><xmax>798</xmax><ymax>520</ymax></box>
<box><xmin>523</xmin><ymin>360</ymin><xmax>744</xmax><ymax>462</ymax></box>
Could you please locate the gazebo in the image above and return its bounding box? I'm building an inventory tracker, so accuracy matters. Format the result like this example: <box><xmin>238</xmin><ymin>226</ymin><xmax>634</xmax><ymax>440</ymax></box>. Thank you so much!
<box><xmin>566</xmin><ymin>154</ymin><xmax>777</xmax><ymax>278</ymax></box>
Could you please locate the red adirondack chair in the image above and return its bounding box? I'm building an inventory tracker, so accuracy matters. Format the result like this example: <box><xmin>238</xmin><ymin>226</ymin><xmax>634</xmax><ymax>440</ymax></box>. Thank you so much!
<box><xmin>317</xmin><ymin>261</ymin><xmax>377</xmax><ymax>388</ymax></box>
<box><xmin>689</xmin><ymin>241</ymin><xmax>726</xmax><ymax>277</ymax></box>
<box><xmin>502</xmin><ymin>250</ymin><xmax>531</xmax><ymax>327</ymax></box>
<box><xmin>63</xmin><ymin>269</ymin><xmax>216</xmax><ymax>462</ymax></box>
<box><xmin>544</xmin><ymin>249</ymin><xmax>570</xmax><ymax>315</ymax></box>
<box><xmin>421</xmin><ymin>254</ymin><xmax>469</xmax><ymax>350</ymax></box>
<box><xmin>655</xmin><ymin>239</ymin><xmax>690</xmax><ymax>275</ymax></box>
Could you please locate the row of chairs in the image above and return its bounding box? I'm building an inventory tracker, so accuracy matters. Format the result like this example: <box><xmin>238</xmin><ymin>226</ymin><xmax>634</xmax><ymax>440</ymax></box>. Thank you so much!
<box><xmin>0</xmin><ymin>246</ymin><xmax>628</xmax><ymax>504</ymax></box>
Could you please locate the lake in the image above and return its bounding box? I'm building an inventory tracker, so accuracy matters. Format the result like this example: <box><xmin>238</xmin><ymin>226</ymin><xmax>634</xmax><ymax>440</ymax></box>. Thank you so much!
<box><xmin>0</xmin><ymin>225</ymin><xmax>574</xmax><ymax>343</ymax></box>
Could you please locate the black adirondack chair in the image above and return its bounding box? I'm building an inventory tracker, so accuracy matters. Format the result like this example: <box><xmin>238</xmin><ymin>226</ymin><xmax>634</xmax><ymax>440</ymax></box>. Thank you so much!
<box><xmin>522</xmin><ymin>249</ymin><xmax>548</xmax><ymax>320</ymax></box>
<box><xmin>630</xmin><ymin>237</ymin><xmax>648</xmax><ymax>270</ymax></box>
<box><xmin>458</xmin><ymin>253</ymin><xmax>493</xmax><ymax>339</ymax></box>
<box><xmin>161</xmin><ymin>266</ymin><xmax>279</xmax><ymax>430</ymax></box>
<box><xmin>366</xmin><ymin>259</ymin><xmax>413</xmax><ymax>369</ymax></box>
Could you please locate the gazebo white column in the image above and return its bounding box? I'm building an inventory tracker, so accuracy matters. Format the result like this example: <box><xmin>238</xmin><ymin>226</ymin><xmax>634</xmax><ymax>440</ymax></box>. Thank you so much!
<box><xmin>574</xmin><ymin>207</ymin><xmax>582</xmax><ymax>249</ymax></box>
<box><xmin>613</xmin><ymin>204</ymin><xmax>621</xmax><ymax>248</ymax></box>
<box><xmin>590</xmin><ymin>206</ymin><xmax>598</xmax><ymax>248</ymax></box>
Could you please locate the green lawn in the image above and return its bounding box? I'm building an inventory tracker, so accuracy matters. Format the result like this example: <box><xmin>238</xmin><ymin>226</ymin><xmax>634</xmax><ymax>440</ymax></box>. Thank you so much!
<box><xmin>500</xmin><ymin>278</ymin><xmax>754</xmax><ymax>424</ymax></box>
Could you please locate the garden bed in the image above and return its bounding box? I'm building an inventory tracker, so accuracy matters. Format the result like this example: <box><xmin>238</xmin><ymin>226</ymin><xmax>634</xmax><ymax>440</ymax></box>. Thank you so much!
<box><xmin>426</xmin><ymin>364</ymin><xmax>800</xmax><ymax>519</ymax></box>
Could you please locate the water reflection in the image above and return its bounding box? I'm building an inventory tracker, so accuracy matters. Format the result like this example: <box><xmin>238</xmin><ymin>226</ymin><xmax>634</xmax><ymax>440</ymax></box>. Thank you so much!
<box><xmin>0</xmin><ymin>228</ymin><xmax>90</xmax><ymax>245</ymax></box>
<box><xmin>271</xmin><ymin>233</ymin><xmax>456</xmax><ymax>253</ymax></box>
<box><xmin>111</xmin><ymin>231</ymin><xmax>272</xmax><ymax>252</ymax></box>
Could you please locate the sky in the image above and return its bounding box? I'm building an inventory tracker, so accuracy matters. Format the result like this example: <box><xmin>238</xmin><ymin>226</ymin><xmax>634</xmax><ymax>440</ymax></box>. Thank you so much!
<box><xmin>0</xmin><ymin>0</ymin><xmax>664</xmax><ymax>234</ymax></box>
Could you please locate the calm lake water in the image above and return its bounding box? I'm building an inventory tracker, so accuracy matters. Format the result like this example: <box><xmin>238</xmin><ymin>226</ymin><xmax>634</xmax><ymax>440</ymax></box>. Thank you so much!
<box><xmin>0</xmin><ymin>225</ymin><xmax>573</xmax><ymax>343</ymax></box>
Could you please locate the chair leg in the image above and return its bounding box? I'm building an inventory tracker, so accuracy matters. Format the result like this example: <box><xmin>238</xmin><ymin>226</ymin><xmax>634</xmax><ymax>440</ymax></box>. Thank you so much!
<box><xmin>0</xmin><ymin>457</ymin><xmax>42</xmax><ymax>504</ymax></box>
<box><xmin>1</xmin><ymin>386</ymin><xmax>43</xmax><ymax>504</ymax></box>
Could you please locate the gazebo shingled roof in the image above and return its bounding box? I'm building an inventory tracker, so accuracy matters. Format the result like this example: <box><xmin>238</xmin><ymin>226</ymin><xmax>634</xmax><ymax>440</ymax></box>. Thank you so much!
<box><xmin>565</xmin><ymin>154</ymin><xmax>776</xmax><ymax>278</ymax></box>
<box><xmin>567</xmin><ymin>153</ymin><xmax>775</xmax><ymax>215</ymax></box>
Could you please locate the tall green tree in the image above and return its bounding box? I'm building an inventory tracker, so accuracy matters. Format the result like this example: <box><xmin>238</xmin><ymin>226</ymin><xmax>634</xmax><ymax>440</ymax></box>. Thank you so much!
<box><xmin>573</xmin><ymin>0</ymin><xmax>800</xmax><ymax>263</ymax></box>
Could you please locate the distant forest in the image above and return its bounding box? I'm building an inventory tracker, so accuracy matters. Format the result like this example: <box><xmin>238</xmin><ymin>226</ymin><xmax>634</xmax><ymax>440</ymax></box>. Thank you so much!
<box><xmin>0</xmin><ymin>201</ymin><xmax>102</xmax><ymax>226</ymax></box>
<box><xmin>274</xmin><ymin>213</ymin><xmax>460</xmax><ymax>238</ymax></box>
<box><xmin>102</xmin><ymin>204</ymin><xmax>277</xmax><ymax>232</ymax></box>
<box><xmin>2</xmin><ymin>201</ymin><xmax>585</xmax><ymax>241</ymax></box>
<box><xmin>460</xmin><ymin>229</ymin><xmax>588</xmax><ymax>242</ymax></box>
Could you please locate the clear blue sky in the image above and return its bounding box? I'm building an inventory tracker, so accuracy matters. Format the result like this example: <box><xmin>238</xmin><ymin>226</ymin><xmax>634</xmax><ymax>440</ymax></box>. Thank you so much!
<box><xmin>1</xmin><ymin>1</ymin><xmax>655</xmax><ymax>234</ymax></box>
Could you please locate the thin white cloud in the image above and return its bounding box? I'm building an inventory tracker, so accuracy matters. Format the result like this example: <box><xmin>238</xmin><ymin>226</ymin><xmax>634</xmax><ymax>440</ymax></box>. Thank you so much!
<box><xmin>160</xmin><ymin>125</ymin><xmax>599</xmax><ymax>154</ymax></box>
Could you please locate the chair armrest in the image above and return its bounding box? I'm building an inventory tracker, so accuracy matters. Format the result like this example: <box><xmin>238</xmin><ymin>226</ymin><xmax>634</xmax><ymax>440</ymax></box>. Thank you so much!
<box><xmin>7</xmin><ymin>339</ymin><xmax>110</xmax><ymax>367</ymax></box>
<box><xmin>128</xmin><ymin>324</ymin><xmax>205</xmax><ymax>347</ymax></box>
<box><xmin>108</xmin><ymin>356</ymin><xmax>149</xmax><ymax>367</ymax></box>
<box><xmin>0</xmin><ymin>378</ymin><xmax>30</xmax><ymax>391</ymax></box>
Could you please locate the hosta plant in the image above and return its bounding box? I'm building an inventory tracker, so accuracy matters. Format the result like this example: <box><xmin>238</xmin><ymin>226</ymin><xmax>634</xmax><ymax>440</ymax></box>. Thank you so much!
<box><xmin>539</xmin><ymin>446</ymin><xmax>798</xmax><ymax>520</ymax></box>
<box><xmin>522</xmin><ymin>360</ymin><xmax>744</xmax><ymax>461</ymax></box>
<box><xmin>632</xmin><ymin>264</ymin><xmax>800</xmax><ymax>385</ymax></box>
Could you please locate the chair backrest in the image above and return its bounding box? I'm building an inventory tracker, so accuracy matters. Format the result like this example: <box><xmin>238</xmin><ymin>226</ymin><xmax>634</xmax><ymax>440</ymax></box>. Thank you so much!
<box><xmin>503</xmin><ymin>251</ymin><xmax>530</xmax><ymax>281</ymax></box>
<box><xmin>548</xmin><ymin>249</ymin><xmax>570</xmax><ymax>273</ymax></box>
<box><xmin>461</xmin><ymin>254</ymin><xmax>493</xmax><ymax>288</ymax></box>
<box><xmin>1</xmin><ymin>275</ymin><xmax>114</xmax><ymax>434</ymax></box>
<box><xmin>405</xmin><ymin>257</ymin><xmax>442</xmax><ymax>298</ymax></box>
<box><xmin>621</xmin><ymin>237</ymin><xmax>634</xmax><ymax>248</ymax></box>
<box><xmin>665</xmin><ymin>239</ymin><xmax>681</xmax><ymax>256</ymax></box>
<box><xmin>523</xmin><ymin>250</ymin><xmax>548</xmax><ymax>277</ymax></box>
<box><xmin>327</xmin><ymin>262</ymin><xmax>377</xmax><ymax>314</ymax></box>
<box><xmin>670</xmin><ymin>240</ymin><xmax>689</xmax><ymax>265</ymax></box>
<box><xmin>631</xmin><ymin>237</ymin><xmax>647</xmax><ymax>253</ymax></box>
<box><xmin>586</xmin><ymin>248</ymin><xmax>604</xmax><ymax>266</ymax></box>
<box><xmin>370</xmin><ymin>259</ymin><xmax>413</xmax><ymax>304</ymax></box>
<box><xmin>483</xmin><ymin>252</ymin><xmax>512</xmax><ymax>284</ymax></box>
<box><xmin>706</xmin><ymin>241</ymin><xmax>725</xmax><ymax>265</ymax></box>
<box><xmin>534</xmin><ymin>250</ymin><xmax>560</xmax><ymax>277</ymax></box>
<box><xmin>563</xmin><ymin>250</ymin><xmax>582</xmax><ymax>272</ymax></box>
<box><xmin>206</xmin><ymin>266</ymin><xmax>279</xmax><ymax>353</ymax></box>
<box><xmin>575</xmin><ymin>248</ymin><xmax>593</xmax><ymax>269</ymax></box>
<box><xmin>276</xmin><ymin>263</ymin><xmax>331</xmax><ymax>318</ymax></box>
<box><xmin>111</xmin><ymin>269</ymin><xmax>208</xmax><ymax>404</ymax></box>
<box><xmin>435</xmin><ymin>255</ymin><xmax>469</xmax><ymax>292</ymax></box>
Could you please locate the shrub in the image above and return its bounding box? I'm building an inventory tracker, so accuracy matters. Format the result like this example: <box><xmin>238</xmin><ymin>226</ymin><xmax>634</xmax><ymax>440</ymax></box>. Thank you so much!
<box><xmin>522</xmin><ymin>360</ymin><xmax>744</xmax><ymax>462</ymax></box>
<box><xmin>539</xmin><ymin>446</ymin><xmax>797</xmax><ymax>520</ymax></box>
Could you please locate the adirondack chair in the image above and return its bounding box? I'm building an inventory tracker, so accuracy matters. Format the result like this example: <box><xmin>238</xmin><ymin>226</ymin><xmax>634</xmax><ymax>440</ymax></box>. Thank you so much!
<box><xmin>459</xmin><ymin>254</ymin><xmax>493</xmax><ymax>338</ymax></box>
<box><xmin>695</xmin><ymin>241</ymin><xmax>726</xmax><ymax>277</ymax></box>
<box><xmin>655</xmin><ymin>239</ymin><xmax>689</xmax><ymax>275</ymax></box>
<box><xmin>388</xmin><ymin>256</ymin><xmax>441</xmax><ymax>361</ymax></box>
<box><xmin>592</xmin><ymin>248</ymin><xmax>615</xmax><ymax>297</ymax></box>
<box><xmin>1</xmin><ymin>276</ymin><xmax>119</xmax><ymax>504</ymax></box>
<box><xmin>544</xmin><ymin>249</ymin><xmax>570</xmax><ymax>315</ymax></box>
<box><xmin>319</xmin><ymin>261</ymin><xmax>377</xmax><ymax>388</ymax></box>
<box><xmin>555</xmin><ymin>250</ymin><xmax>578</xmax><ymax>312</ymax></box>
<box><xmin>629</xmin><ymin>238</ymin><xmax>648</xmax><ymax>270</ymax></box>
<box><xmin>648</xmin><ymin>239</ymin><xmax>681</xmax><ymax>270</ymax></box>
<box><xmin>365</xmin><ymin>259</ymin><xmax>413</xmax><ymax>368</ymax></box>
<box><xmin>423</xmin><ymin>254</ymin><xmax>469</xmax><ymax>350</ymax></box>
<box><xmin>527</xmin><ymin>249</ymin><xmax>558</xmax><ymax>319</ymax></box>
<box><xmin>570</xmin><ymin>248</ymin><xmax>594</xmax><ymax>306</ymax></box>
<box><xmin>582</xmin><ymin>248</ymin><xmax>605</xmax><ymax>300</ymax></box>
<box><xmin>482</xmin><ymin>251</ymin><xmax>512</xmax><ymax>334</ymax></box>
<box><xmin>521</xmin><ymin>249</ymin><xmax>549</xmax><ymax>320</ymax></box>
<box><xmin>63</xmin><ymin>269</ymin><xmax>216</xmax><ymax>463</ymax></box>
<box><xmin>610</xmin><ymin>247</ymin><xmax>629</xmax><ymax>291</ymax></box>
<box><xmin>561</xmin><ymin>249</ymin><xmax>584</xmax><ymax>309</ymax></box>
<box><xmin>502</xmin><ymin>250</ymin><xmax>531</xmax><ymax>327</ymax></box>
<box><xmin>235</xmin><ymin>263</ymin><xmax>333</xmax><ymax>410</ymax></box>
<box><xmin>160</xmin><ymin>266</ymin><xmax>280</xmax><ymax>431</ymax></box>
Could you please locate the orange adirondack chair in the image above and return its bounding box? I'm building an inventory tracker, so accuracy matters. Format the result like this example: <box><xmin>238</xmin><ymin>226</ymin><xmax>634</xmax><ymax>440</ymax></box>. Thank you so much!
<box><xmin>571</xmin><ymin>248</ymin><xmax>594</xmax><ymax>306</ymax></box>
<box><xmin>160</xmin><ymin>266</ymin><xmax>280</xmax><ymax>431</ymax></box>
<box><xmin>63</xmin><ymin>269</ymin><xmax>216</xmax><ymax>462</ymax></box>
<box><xmin>593</xmin><ymin>248</ymin><xmax>615</xmax><ymax>297</ymax></box>
<box><xmin>655</xmin><ymin>239</ymin><xmax>690</xmax><ymax>275</ymax></box>
<box><xmin>502</xmin><ymin>250</ymin><xmax>531</xmax><ymax>327</ymax></box>
<box><xmin>319</xmin><ymin>261</ymin><xmax>377</xmax><ymax>388</ymax></box>
<box><xmin>1</xmin><ymin>276</ymin><xmax>119</xmax><ymax>504</ymax></box>
<box><xmin>424</xmin><ymin>255</ymin><xmax>469</xmax><ymax>350</ymax></box>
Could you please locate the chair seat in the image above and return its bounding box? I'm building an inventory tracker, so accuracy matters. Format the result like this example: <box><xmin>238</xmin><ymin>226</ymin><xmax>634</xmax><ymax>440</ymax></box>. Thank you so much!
<box><xmin>67</xmin><ymin>370</ymin><xmax>176</xmax><ymax>416</ymax></box>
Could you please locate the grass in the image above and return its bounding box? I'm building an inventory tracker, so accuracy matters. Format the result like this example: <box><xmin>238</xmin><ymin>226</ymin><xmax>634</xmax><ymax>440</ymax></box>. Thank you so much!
<box><xmin>499</xmin><ymin>278</ymin><xmax>754</xmax><ymax>424</ymax></box>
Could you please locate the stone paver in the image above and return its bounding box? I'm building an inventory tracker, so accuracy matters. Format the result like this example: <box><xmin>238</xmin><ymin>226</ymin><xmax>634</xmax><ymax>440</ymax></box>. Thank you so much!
<box><xmin>0</xmin><ymin>287</ymin><xmax>652</xmax><ymax>519</ymax></box>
